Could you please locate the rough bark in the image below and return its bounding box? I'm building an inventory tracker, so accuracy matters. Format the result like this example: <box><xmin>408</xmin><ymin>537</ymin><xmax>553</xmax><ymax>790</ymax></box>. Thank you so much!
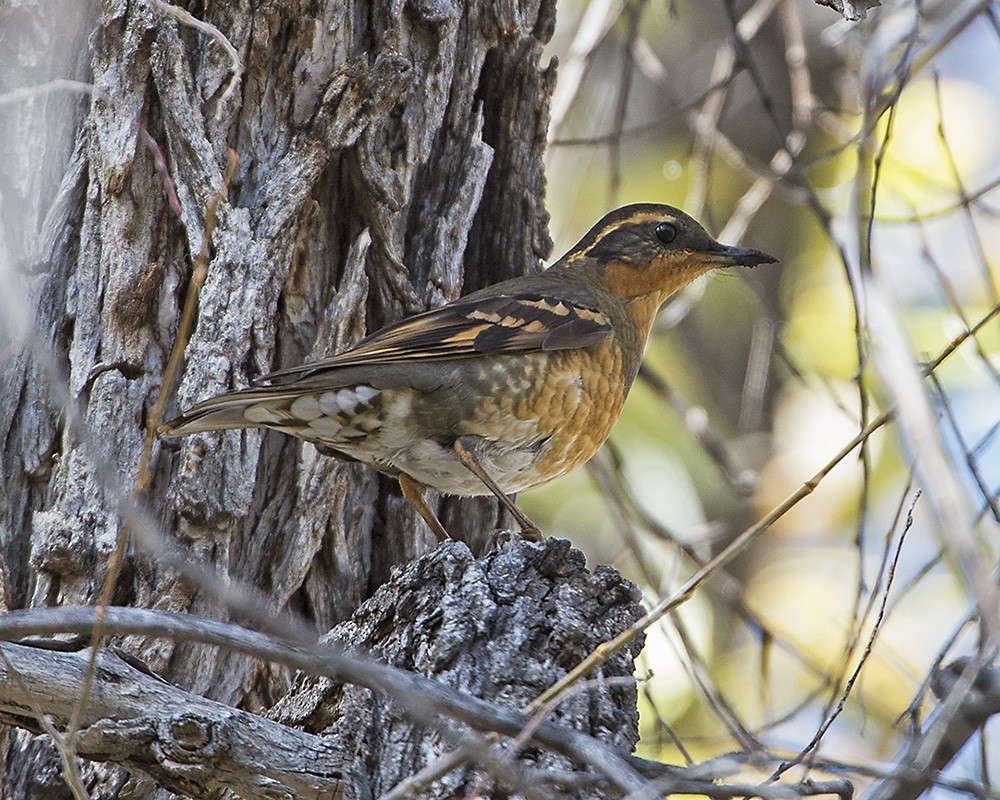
<box><xmin>271</xmin><ymin>536</ymin><xmax>645</xmax><ymax>798</ymax></box>
<box><xmin>0</xmin><ymin>643</ymin><xmax>360</xmax><ymax>799</ymax></box>
<box><xmin>0</xmin><ymin>538</ymin><xmax>645</xmax><ymax>799</ymax></box>
<box><xmin>0</xmin><ymin>0</ymin><xmax>622</xmax><ymax>795</ymax></box>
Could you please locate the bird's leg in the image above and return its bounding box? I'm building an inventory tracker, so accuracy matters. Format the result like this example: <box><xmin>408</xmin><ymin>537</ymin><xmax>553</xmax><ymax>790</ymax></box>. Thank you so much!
<box><xmin>398</xmin><ymin>472</ymin><xmax>450</xmax><ymax>542</ymax></box>
<box><xmin>453</xmin><ymin>439</ymin><xmax>543</xmax><ymax>542</ymax></box>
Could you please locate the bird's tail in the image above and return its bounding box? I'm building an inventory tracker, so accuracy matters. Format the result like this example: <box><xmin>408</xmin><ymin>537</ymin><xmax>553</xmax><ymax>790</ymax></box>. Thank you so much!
<box><xmin>158</xmin><ymin>388</ymin><xmax>300</xmax><ymax>437</ymax></box>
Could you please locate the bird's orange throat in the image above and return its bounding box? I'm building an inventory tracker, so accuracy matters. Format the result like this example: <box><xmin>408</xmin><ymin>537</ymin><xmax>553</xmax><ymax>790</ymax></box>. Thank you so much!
<box><xmin>600</xmin><ymin>254</ymin><xmax>710</xmax><ymax>301</ymax></box>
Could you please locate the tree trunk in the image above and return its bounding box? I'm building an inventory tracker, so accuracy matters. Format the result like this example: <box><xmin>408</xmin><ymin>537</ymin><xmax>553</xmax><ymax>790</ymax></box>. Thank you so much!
<box><xmin>0</xmin><ymin>0</ymin><xmax>650</xmax><ymax>796</ymax></box>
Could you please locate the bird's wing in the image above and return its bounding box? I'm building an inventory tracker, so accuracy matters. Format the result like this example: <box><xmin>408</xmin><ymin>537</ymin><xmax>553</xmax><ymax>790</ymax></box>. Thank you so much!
<box><xmin>260</xmin><ymin>292</ymin><xmax>613</xmax><ymax>383</ymax></box>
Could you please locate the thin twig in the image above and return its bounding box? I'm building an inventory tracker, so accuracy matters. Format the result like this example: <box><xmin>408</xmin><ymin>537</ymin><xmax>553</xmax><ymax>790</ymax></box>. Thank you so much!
<box><xmin>532</xmin><ymin>300</ymin><xmax>1000</xmax><ymax>711</ymax></box>
<box><xmin>0</xmin><ymin>607</ymin><xmax>649</xmax><ymax>795</ymax></box>
<box><xmin>0</xmin><ymin>647</ymin><xmax>91</xmax><ymax>800</ymax></box>
<box><xmin>148</xmin><ymin>0</ymin><xmax>243</xmax><ymax>108</ymax></box>
<box><xmin>65</xmin><ymin>150</ymin><xmax>240</xmax><ymax>749</ymax></box>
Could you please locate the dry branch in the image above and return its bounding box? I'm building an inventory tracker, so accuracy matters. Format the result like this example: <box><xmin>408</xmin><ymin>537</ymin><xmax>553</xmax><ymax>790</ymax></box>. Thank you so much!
<box><xmin>0</xmin><ymin>537</ymin><xmax>649</xmax><ymax>798</ymax></box>
<box><xmin>0</xmin><ymin>642</ymin><xmax>359</xmax><ymax>799</ymax></box>
<box><xmin>861</xmin><ymin>658</ymin><xmax>1000</xmax><ymax>800</ymax></box>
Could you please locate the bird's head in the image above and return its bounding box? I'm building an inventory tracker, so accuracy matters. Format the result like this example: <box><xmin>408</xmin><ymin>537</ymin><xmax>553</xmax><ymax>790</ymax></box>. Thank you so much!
<box><xmin>559</xmin><ymin>203</ymin><xmax>777</xmax><ymax>302</ymax></box>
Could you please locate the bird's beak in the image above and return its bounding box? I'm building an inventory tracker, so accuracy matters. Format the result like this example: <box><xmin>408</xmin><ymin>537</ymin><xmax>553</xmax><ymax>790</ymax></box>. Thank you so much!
<box><xmin>706</xmin><ymin>243</ymin><xmax>778</xmax><ymax>268</ymax></box>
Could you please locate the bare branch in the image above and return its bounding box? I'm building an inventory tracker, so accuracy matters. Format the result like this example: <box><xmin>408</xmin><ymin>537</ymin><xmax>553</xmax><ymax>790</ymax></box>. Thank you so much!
<box><xmin>0</xmin><ymin>586</ymin><xmax>649</xmax><ymax>794</ymax></box>
<box><xmin>861</xmin><ymin>658</ymin><xmax>1000</xmax><ymax>800</ymax></box>
<box><xmin>0</xmin><ymin>641</ymin><xmax>360</xmax><ymax>799</ymax></box>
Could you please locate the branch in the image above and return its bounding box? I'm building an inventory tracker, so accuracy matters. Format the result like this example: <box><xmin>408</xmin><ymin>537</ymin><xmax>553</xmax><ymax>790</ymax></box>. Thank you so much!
<box><xmin>0</xmin><ymin>601</ymin><xmax>648</xmax><ymax>794</ymax></box>
<box><xmin>0</xmin><ymin>642</ymin><xmax>360</xmax><ymax>799</ymax></box>
<box><xmin>0</xmin><ymin>634</ymin><xmax>859</xmax><ymax>800</ymax></box>
<box><xmin>860</xmin><ymin>657</ymin><xmax>1000</xmax><ymax>800</ymax></box>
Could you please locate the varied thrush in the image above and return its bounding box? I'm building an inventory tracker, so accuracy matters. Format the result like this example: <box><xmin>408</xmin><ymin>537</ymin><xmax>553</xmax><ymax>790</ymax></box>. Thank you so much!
<box><xmin>160</xmin><ymin>204</ymin><xmax>776</xmax><ymax>541</ymax></box>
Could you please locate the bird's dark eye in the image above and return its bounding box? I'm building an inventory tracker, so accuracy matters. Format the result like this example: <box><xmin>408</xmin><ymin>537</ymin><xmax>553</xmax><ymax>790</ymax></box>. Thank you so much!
<box><xmin>655</xmin><ymin>221</ymin><xmax>678</xmax><ymax>244</ymax></box>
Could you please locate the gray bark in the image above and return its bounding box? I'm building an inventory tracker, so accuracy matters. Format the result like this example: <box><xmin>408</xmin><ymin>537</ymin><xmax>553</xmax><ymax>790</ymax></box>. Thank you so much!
<box><xmin>0</xmin><ymin>0</ymin><xmax>648</xmax><ymax>796</ymax></box>
<box><xmin>0</xmin><ymin>538</ymin><xmax>645</xmax><ymax>799</ymax></box>
<box><xmin>0</xmin><ymin>643</ymin><xmax>360</xmax><ymax>799</ymax></box>
<box><xmin>271</xmin><ymin>537</ymin><xmax>645</xmax><ymax>798</ymax></box>
<box><xmin>3</xmin><ymin>0</ymin><xmax>556</xmax><ymax>633</ymax></box>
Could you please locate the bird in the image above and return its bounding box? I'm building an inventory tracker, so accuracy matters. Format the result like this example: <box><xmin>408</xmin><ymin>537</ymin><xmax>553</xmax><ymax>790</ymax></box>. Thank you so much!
<box><xmin>159</xmin><ymin>203</ymin><xmax>776</xmax><ymax>541</ymax></box>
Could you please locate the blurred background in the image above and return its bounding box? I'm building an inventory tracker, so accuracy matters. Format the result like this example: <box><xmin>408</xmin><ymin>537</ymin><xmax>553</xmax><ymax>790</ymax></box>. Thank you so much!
<box><xmin>522</xmin><ymin>0</ymin><xmax>1000</xmax><ymax>789</ymax></box>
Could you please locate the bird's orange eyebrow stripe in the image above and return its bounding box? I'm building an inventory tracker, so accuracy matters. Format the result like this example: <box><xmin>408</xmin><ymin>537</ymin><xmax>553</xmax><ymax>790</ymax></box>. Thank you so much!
<box><xmin>566</xmin><ymin>212</ymin><xmax>676</xmax><ymax>261</ymax></box>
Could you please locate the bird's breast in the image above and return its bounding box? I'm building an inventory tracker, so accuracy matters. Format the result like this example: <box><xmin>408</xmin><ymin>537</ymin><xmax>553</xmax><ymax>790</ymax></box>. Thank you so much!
<box><xmin>253</xmin><ymin>342</ymin><xmax>633</xmax><ymax>496</ymax></box>
<box><xmin>404</xmin><ymin>341</ymin><xmax>631</xmax><ymax>494</ymax></box>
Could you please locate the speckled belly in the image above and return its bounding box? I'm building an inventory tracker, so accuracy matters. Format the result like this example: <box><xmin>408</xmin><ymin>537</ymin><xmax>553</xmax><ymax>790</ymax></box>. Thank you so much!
<box><xmin>402</xmin><ymin>344</ymin><xmax>629</xmax><ymax>494</ymax></box>
<box><xmin>261</xmin><ymin>342</ymin><xmax>631</xmax><ymax>496</ymax></box>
